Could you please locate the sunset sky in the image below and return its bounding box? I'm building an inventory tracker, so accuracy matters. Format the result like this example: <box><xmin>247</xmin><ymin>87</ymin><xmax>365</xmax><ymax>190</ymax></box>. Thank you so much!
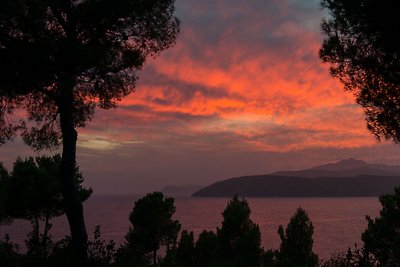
<box><xmin>2</xmin><ymin>0</ymin><xmax>400</xmax><ymax>194</ymax></box>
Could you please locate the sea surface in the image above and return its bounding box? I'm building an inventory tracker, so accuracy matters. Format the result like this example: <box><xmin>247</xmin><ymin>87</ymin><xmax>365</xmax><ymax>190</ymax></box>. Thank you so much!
<box><xmin>0</xmin><ymin>195</ymin><xmax>381</xmax><ymax>260</ymax></box>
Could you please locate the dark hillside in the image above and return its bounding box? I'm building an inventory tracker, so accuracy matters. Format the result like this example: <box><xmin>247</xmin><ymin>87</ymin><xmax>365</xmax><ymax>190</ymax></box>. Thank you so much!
<box><xmin>192</xmin><ymin>175</ymin><xmax>400</xmax><ymax>197</ymax></box>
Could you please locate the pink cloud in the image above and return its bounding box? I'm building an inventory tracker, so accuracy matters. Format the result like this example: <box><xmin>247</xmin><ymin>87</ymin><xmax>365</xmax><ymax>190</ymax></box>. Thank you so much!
<box><xmin>76</xmin><ymin>0</ymin><xmax>365</xmax><ymax>155</ymax></box>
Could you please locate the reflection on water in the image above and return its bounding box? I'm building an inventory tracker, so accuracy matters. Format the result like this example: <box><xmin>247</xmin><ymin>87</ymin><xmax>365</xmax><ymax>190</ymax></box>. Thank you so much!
<box><xmin>0</xmin><ymin>195</ymin><xmax>380</xmax><ymax>259</ymax></box>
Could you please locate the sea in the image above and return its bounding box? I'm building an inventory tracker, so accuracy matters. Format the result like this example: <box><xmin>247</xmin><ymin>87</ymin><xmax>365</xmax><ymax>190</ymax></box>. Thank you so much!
<box><xmin>0</xmin><ymin>195</ymin><xmax>381</xmax><ymax>260</ymax></box>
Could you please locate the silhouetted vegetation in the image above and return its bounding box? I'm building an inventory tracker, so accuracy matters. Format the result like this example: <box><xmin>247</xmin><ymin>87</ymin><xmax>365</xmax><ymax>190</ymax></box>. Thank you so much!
<box><xmin>0</xmin><ymin>163</ymin><xmax>10</xmax><ymax>224</ymax></box>
<box><xmin>0</xmin><ymin>235</ymin><xmax>21</xmax><ymax>267</ymax></box>
<box><xmin>320</xmin><ymin>245</ymin><xmax>371</xmax><ymax>267</ymax></box>
<box><xmin>123</xmin><ymin>192</ymin><xmax>181</xmax><ymax>266</ymax></box>
<box><xmin>362</xmin><ymin>187</ymin><xmax>400</xmax><ymax>266</ymax></box>
<box><xmin>0</xmin><ymin>155</ymin><xmax>92</xmax><ymax>259</ymax></box>
<box><xmin>0</xmin><ymin>0</ymin><xmax>180</xmax><ymax>261</ymax></box>
<box><xmin>162</xmin><ymin>230</ymin><xmax>196</xmax><ymax>267</ymax></box>
<box><xmin>87</xmin><ymin>226</ymin><xmax>117</xmax><ymax>267</ymax></box>
<box><xmin>217</xmin><ymin>194</ymin><xmax>262</xmax><ymax>267</ymax></box>
<box><xmin>3</xmin><ymin>186</ymin><xmax>400</xmax><ymax>266</ymax></box>
<box><xmin>194</xmin><ymin>230</ymin><xmax>219</xmax><ymax>267</ymax></box>
<box><xmin>277</xmin><ymin>208</ymin><xmax>318</xmax><ymax>267</ymax></box>
<box><xmin>319</xmin><ymin>0</ymin><xmax>400</xmax><ymax>143</ymax></box>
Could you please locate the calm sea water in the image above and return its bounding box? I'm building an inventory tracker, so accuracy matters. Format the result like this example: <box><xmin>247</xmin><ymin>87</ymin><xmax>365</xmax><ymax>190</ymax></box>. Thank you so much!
<box><xmin>0</xmin><ymin>195</ymin><xmax>381</xmax><ymax>259</ymax></box>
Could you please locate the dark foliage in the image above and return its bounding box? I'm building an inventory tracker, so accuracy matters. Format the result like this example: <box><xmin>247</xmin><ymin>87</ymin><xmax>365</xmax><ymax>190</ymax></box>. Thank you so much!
<box><xmin>0</xmin><ymin>0</ymin><xmax>180</xmax><ymax>147</ymax></box>
<box><xmin>319</xmin><ymin>0</ymin><xmax>400</xmax><ymax>142</ymax></box>
<box><xmin>5</xmin><ymin>191</ymin><xmax>400</xmax><ymax>267</ymax></box>
<box><xmin>0</xmin><ymin>235</ymin><xmax>21</xmax><ymax>267</ymax></box>
<box><xmin>3</xmin><ymin>154</ymin><xmax>91</xmax><ymax>222</ymax></box>
<box><xmin>194</xmin><ymin>230</ymin><xmax>219</xmax><ymax>267</ymax></box>
<box><xmin>87</xmin><ymin>226</ymin><xmax>117</xmax><ymax>267</ymax></box>
<box><xmin>0</xmin><ymin>154</ymin><xmax>91</xmax><ymax>258</ymax></box>
<box><xmin>262</xmin><ymin>249</ymin><xmax>279</xmax><ymax>267</ymax></box>
<box><xmin>0</xmin><ymin>226</ymin><xmax>117</xmax><ymax>267</ymax></box>
<box><xmin>321</xmin><ymin>244</ymin><xmax>374</xmax><ymax>267</ymax></box>
<box><xmin>163</xmin><ymin>195</ymin><xmax>262</xmax><ymax>267</ymax></box>
<box><xmin>0</xmin><ymin>163</ymin><xmax>11</xmax><ymax>224</ymax></box>
<box><xmin>174</xmin><ymin>230</ymin><xmax>196</xmax><ymax>267</ymax></box>
<box><xmin>162</xmin><ymin>230</ymin><xmax>196</xmax><ymax>267</ymax></box>
<box><xmin>125</xmin><ymin>192</ymin><xmax>181</xmax><ymax>265</ymax></box>
<box><xmin>114</xmin><ymin>244</ymin><xmax>151</xmax><ymax>267</ymax></box>
<box><xmin>216</xmin><ymin>194</ymin><xmax>262</xmax><ymax>267</ymax></box>
<box><xmin>0</xmin><ymin>0</ymin><xmax>180</xmax><ymax>260</ymax></box>
<box><xmin>362</xmin><ymin>187</ymin><xmax>400</xmax><ymax>266</ymax></box>
<box><xmin>277</xmin><ymin>207</ymin><xmax>318</xmax><ymax>267</ymax></box>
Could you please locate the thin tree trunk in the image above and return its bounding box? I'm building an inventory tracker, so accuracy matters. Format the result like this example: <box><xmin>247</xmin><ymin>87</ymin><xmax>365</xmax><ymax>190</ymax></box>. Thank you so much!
<box><xmin>59</xmin><ymin>82</ymin><xmax>88</xmax><ymax>265</ymax></box>
<box><xmin>43</xmin><ymin>210</ymin><xmax>50</xmax><ymax>257</ymax></box>
<box><xmin>34</xmin><ymin>216</ymin><xmax>40</xmax><ymax>253</ymax></box>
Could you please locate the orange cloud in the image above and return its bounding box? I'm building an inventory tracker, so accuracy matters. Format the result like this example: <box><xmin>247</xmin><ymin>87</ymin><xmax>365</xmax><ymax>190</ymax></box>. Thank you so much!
<box><xmin>78</xmin><ymin>0</ymin><xmax>378</xmax><ymax>155</ymax></box>
<box><xmin>3</xmin><ymin>0</ymin><xmax>400</xmax><ymax>195</ymax></box>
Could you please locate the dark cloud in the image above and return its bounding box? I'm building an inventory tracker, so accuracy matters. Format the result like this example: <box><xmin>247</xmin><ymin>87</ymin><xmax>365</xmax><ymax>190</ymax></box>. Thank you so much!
<box><xmin>139</xmin><ymin>65</ymin><xmax>239</xmax><ymax>104</ymax></box>
<box><xmin>170</xmin><ymin>0</ymin><xmax>324</xmax><ymax>68</ymax></box>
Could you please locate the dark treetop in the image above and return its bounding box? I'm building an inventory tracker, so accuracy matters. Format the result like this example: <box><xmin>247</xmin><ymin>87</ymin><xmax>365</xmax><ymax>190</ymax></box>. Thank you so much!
<box><xmin>0</xmin><ymin>0</ymin><xmax>179</xmax><ymax>263</ymax></box>
<box><xmin>320</xmin><ymin>0</ymin><xmax>400</xmax><ymax>142</ymax></box>
<box><xmin>0</xmin><ymin>0</ymin><xmax>180</xmax><ymax>148</ymax></box>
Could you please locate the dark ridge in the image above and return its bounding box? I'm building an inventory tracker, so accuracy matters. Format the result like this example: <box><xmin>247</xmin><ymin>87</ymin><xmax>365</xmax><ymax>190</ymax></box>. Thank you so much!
<box><xmin>192</xmin><ymin>175</ymin><xmax>400</xmax><ymax>197</ymax></box>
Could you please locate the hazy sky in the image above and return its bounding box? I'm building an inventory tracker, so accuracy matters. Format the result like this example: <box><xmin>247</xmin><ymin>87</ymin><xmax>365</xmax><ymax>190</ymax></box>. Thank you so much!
<box><xmin>2</xmin><ymin>0</ymin><xmax>400</xmax><ymax>194</ymax></box>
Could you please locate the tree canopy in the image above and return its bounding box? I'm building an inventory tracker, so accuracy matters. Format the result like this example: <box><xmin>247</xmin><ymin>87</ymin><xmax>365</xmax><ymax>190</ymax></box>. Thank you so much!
<box><xmin>1</xmin><ymin>154</ymin><xmax>91</xmax><ymax>224</ymax></box>
<box><xmin>0</xmin><ymin>163</ymin><xmax>10</xmax><ymax>224</ymax></box>
<box><xmin>194</xmin><ymin>230</ymin><xmax>218</xmax><ymax>267</ymax></box>
<box><xmin>362</xmin><ymin>187</ymin><xmax>400</xmax><ymax>266</ymax></box>
<box><xmin>217</xmin><ymin>194</ymin><xmax>262</xmax><ymax>267</ymax></box>
<box><xmin>319</xmin><ymin>0</ymin><xmax>400</xmax><ymax>142</ymax></box>
<box><xmin>0</xmin><ymin>0</ymin><xmax>180</xmax><ymax>148</ymax></box>
<box><xmin>0</xmin><ymin>155</ymin><xmax>92</xmax><ymax>257</ymax></box>
<box><xmin>277</xmin><ymin>207</ymin><xmax>318</xmax><ymax>267</ymax></box>
<box><xmin>0</xmin><ymin>0</ymin><xmax>180</xmax><ymax>260</ymax></box>
<box><xmin>126</xmin><ymin>192</ymin><xmax>181</xmax><ymax>265</ymax></box>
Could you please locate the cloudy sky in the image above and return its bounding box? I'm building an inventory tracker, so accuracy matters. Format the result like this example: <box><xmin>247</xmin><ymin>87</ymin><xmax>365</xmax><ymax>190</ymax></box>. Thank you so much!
<box><xmin>2</xmin><ymin>0</ymin><xmax>400</xmax><ymax>194</ymax></box>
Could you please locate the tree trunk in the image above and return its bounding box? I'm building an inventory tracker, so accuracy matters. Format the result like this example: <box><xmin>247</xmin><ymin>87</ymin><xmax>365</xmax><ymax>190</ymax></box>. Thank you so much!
<box><xmin>33</xmin><ymin>216</ymin><xmax>40</xmax><ymax>254</ymax></box>
<box><xmin>43</xmin><ymin>210</ymin><xmax>50</xmax><ymax>257</ymax></box>
<box><xmin>59</xmin><ymin>83</ymin><xmax>88</xmax><ymax>265</ymax></box>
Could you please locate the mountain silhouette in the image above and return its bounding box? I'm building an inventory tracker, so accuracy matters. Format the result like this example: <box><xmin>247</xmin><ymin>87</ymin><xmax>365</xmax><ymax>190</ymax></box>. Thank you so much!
<box><xmin>312</xmin><ymin>158</ymin><xmax>400</xmax><ymax>172</ymax></box>
<box><xmin>272</xmin><ymin>158</ymin><xmax>400</xmax><ymax>177</ymax></box>
<box><xmin>192</xmin><ymin>159</ymin><xmax>400</xmax><ymax>197</ymax></box>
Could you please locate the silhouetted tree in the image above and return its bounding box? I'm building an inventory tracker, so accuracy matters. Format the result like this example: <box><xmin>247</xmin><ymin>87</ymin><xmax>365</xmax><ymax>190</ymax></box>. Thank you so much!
<box><xmin>217</xmin><ymin>194</ymin><xmax>262</xmax><ymax>267</ymax></box>
<box><xmin>195</xmin><ymin>230</ymin><xmax>218</xmax><ymax>267</ymax></box>
<box><xmin>277</xmin><ymin>207</ymin><xmax>318</xmax><ymax>267</ymax></box>
<box><xmin>262</xmin><ymin>249</ymin><xmax>279</xmax><ymax>267</ymax></box>
<box><xmin>0</xmin><ymin>235</ymin><xmax>21</xmax><ymax>267</ymax></box>
<box><xmin>321</xmin><ymin>245</ymin><xmax>373</xmax><ymax>267</ymax></box>
<box><xmin>87</xmin><ymin>225</ymin><xmax>117</xmax><ymax>267</ymax></box>
<box><xmin>175</xmin><ymin>231</ymin><xmax>195</xmax><ymax>267</ymax></box>
<box><xmin>0</xmin><ymin>155</ymin><xmax>91</xmax><ymax>257</ymax></box>
<box><xmin>362</xmin><ymin>186</ymin><xmax>400</xmax><ymax>266</ymax></box>
<box><xmin>319</xmin><ymin>0</ymin><xmax>400</xmax><ymax>142</ymax></box>
<box><xmin>126</xmin><ymin>192</ymin><xmax>181</xmax><ymax>265</ymax></box>
<box><xmin>114</xmin><ymin>244</ymin><xmax>151</xmax><ymax>267</ymax></box>
<box><xmin>163</xmin><ymin>230</ymin><xmax>196</xmax><ymax>267</ymax></box>
<box><xmin>0</xmin><ymin>163</ymin><xmax>10</xmax><ymax>224</ymax></box>
<box><xmin>0</xmin><ymin>0</ymin><xmax>180</xmax><ymax>261</ymax></box>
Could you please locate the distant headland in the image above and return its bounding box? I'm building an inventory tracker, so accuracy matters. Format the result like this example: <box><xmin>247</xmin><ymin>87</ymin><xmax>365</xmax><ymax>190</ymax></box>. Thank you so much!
<box><xmin>192</xmin><ymin>159</ymin><xmax>400</xmax><ymax>197</ymax></box>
